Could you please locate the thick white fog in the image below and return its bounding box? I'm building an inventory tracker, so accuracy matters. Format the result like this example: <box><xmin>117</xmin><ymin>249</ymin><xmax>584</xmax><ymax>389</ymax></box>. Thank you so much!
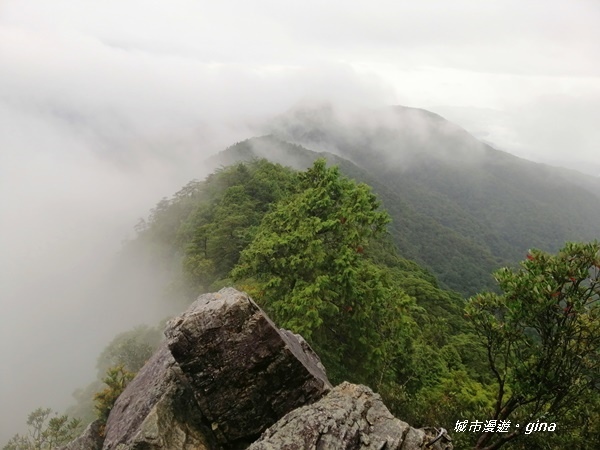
<box><xmin>1</xmin><ymin>0</ymin><xmax>599</xmax><ymax>443</ymax></box>
<box><xmin>0</xmin><ymin>30</ymin><xmax>392</xmax><ymax>444</ymax></box>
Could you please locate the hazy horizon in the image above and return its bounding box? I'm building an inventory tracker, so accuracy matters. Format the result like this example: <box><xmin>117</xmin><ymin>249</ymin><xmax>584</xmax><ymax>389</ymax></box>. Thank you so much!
<box><xmin>2</xmin><ymin>0</ymin><xmax>599</xmax><ymax>443</ymax></box>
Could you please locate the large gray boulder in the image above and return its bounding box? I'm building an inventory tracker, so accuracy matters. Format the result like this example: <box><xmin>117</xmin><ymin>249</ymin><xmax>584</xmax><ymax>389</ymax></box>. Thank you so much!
<box><xmin>97</xmin><ymin>287</ymin><xmax>331</xmax><ymax>450</ymax></box>
<box><xmin>249</xmin><ymin>382</ymin><xmax>452</xmax><ymax>450</ymax></box>
<box><xmin>165</xmin><ymin>287</ymin><xmax>332</xmax><ymax>448</ymax></box>
<box><xmin>61</xmin><ymin>287</ymin><xmax>451</xmax><ymax>450</ymax></box>
<box><xmin>101</xmin><ymin>342</ymin><xmax>215</xmax><ymax>450</ymax></box>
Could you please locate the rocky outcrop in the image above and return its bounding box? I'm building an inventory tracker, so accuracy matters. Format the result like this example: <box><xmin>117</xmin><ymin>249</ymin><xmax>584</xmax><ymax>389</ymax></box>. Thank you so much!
<box><xmin>62</xmin><ymin>287</ymin><xmax>452</xmax><ymax>450</ymax></box>
<box><xmin>100</xmin><ymin>287</ymin><xmax>331</xmax><ymax>450</ymax></box>
<box><xmin>57</xmin><ymin>420</ymin><xmax>103</xmax><ymax>450</ymax></box>
<box><xmin>101</xmin><ymin>342</ymin><xmax>214</xmax><ymax>450</ymax></box>
<box><xmin>249</xmin><ymin>382</ymin><xmax>452</xmax><ymax>450</ymax></box>
<box><xmin>164</xmin><ymin>288</ymin><xmax>332</xmax><ymax>447</ymax></box>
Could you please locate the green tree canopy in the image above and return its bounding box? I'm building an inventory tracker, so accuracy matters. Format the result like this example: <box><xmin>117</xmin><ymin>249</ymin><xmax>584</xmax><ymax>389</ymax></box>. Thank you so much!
<box><xmin>233</xmin><ymin>159</ymin><xmax>390</xmax><ymax>333</ymax></box>
<box><xmin>466</xmin><ymin>241</ymin><xmax>600</xmax><ymax>450</ymax></box>
<box><xmin>232</xmin><ymin>159</ymin><xmax>414</xmax><ymax>384</ymax></box>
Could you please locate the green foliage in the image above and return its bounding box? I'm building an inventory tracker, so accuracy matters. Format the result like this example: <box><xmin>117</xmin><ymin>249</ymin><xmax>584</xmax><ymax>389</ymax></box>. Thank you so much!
<box><xmin>126</xmin><ymin>158</ymin><xmax>296</xmax><ymax>299</ymax></box>
<box><xmin>264</xmin><ymin>109</ymin><xmax>600</xmax><ymax>295</ymax></box>
<box><xmin>62</xmin><ymin>324</ymin><xmax>163</xmax><ymax>430</ymax></box>
<box><xmin>2</xmin><ymin>408</ymin><xmax>81</xmax><ymax>450</ymax></box>
<box><xmin>64</xmin><ymin>380</ymin><xmax>103</xmax><ymax>427</ymax></box>
<box><xmin>81</xmin><ymin>325</ymin><xmax>162</xmax><ymax>429</ymax></box>
<box><xmin>180</xmin><ymin>161</ymin><xmax>296</xmax><ymax>294</ymax></box>
<box><xmin>57</xmin><ymin>160</ymin><xmax>296</xmax><ymax>434</ymax></box>
<box><xmin>11</xmin><ymin>133</ymin><xmax>600</xmax><ymax>450</ymax></box>
<box><xmin>413</xmin><ymin>370</ymin><xmax>496</xmax><ymax>449</ymax></box>
<box><xmin>93</xmin><ymin>365</ymin><xmax>135</xmax><ymax>425</ymax></box>
<box><xmin>96</xmin><ymin>325</ymin><xmax>162</xmax><ymax>379</ymax></box>
<box><xmin>232</xmin><ymin>159</ymin><xmax>415</xmax><ymax>385</ymax></box>
<box><xmin>466</xmin><ymin>241</ymin><xmax>600</xmax><ymax>449</ymax></box>
<box><xmin>506</xmin><ymin>389</ymin><xmax>600</xmax><ymax>450</ymax></box>
<box><xmin>233</xmin><ymin>159</ymin><xmax>389</xmax><ymax>333</ymax></box>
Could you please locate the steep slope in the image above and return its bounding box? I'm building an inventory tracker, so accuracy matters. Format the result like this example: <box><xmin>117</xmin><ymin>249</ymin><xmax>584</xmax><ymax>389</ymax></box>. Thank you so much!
<box><xmin>207</xmin><ymin>136</ymin><xmax>503</xmax><ymax>295</ymax></box>
<box><xmin>257</xmin><ymin>104</ymin><xmax>600</xmax><ymax>293</ymax></box>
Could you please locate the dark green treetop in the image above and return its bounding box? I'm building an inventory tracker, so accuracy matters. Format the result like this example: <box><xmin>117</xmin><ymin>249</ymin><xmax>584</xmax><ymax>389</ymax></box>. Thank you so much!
<box><xmin>467</xmin><ymin>241</ymin><xmax>600</xmax><ymax>450</ymax></box>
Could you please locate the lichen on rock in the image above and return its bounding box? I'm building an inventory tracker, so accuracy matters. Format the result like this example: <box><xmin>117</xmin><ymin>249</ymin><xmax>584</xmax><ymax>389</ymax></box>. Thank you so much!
<box><xmin>249</xmin><ymin>382</ymin><xmax>452</xmax><ymax>450</ymax></box>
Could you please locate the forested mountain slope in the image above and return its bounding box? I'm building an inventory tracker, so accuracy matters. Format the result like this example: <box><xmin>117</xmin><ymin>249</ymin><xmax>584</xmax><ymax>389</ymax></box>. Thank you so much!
<box><xmin>207</xmin><ymin>131</ymin><xmax>600</xmax><ymax>296</ymax></box>
<box><xmin>203</xmin><ymin>104</ymin><xmax>600</xmax><ymax>295</ymax></box>
<box><xmin>9</xmin><ymin>151</ymin><xmax>598</xmax><ymax>450</ymax></box>
<box><xmin>5</xmin><ymin>105</ymin><xmax>599</xmax><ymax>450</ymax></box>
<box><xmin>206</xmin><ymin>137</ymin><xmax>502</xmax><ymax>295</ymax></box>
<box><xmin>121</xmin><ymin>157</ymin><xmax>599</xmax><ymax>450</ymax></box>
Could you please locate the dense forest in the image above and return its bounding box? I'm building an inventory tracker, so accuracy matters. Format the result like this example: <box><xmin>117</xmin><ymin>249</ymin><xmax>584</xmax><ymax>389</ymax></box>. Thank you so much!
<box><xmin>264</xmin><ymin>105</ymin><xmax>600</xmax><ymax>295</ymax></box>
<box><xmin>6</xmin><ymin>156</ymin><xmax>598</xmax><ymax>450</ymax></box>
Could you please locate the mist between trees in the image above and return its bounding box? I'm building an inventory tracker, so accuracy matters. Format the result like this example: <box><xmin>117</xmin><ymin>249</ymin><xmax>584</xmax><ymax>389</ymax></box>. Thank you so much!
<box><xmin>4</xmin><ymin>159</ymin><xmax>599</xmax><ymax>450</ymax></box>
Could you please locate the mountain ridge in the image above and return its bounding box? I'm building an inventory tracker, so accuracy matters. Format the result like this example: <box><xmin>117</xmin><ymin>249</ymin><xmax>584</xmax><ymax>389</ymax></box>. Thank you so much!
<box><xmin>205</xmin><ymin>104</ymin><xmax>600</xmax><ymax>295</ymax></box>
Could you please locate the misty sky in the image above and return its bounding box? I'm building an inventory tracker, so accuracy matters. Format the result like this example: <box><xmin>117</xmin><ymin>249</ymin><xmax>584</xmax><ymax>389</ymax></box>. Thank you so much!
<box><xmin>1</xmin><ymin>0</ymin><xmax>599</xmax><ymax>442</ymax></box>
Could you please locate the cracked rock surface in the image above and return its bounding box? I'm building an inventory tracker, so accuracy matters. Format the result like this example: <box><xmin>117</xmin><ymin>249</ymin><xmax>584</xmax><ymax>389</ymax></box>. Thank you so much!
<box><xmin>101</xmin><ymin>342</ymin><xmax>213</xmax><ymax>450</ymax></box>
<box><xmin>61</xmin><ymin>288</ymin><xmax>451</xmax><ymax>450</ymax></box>
<box><xmin>165</xmin><ymin>288</ymin><xmax>332</xmax><ymax>448</ymax></box>
<box><xmin>248</xmin><ymin>382</ymin><xmax>452</xmax><ymax>450</ymax></box>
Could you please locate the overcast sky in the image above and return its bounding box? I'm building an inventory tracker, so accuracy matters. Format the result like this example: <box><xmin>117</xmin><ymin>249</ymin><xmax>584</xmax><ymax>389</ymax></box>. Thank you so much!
<box><xmin>1</xmin><ymin>0</ymin><xmax>599</xmax><ymax>442</ymax></box>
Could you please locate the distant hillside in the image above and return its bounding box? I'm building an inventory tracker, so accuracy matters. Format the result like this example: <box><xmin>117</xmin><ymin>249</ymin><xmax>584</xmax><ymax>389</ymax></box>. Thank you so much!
<box><xmin>207</xmin><ymin>136</ymin><xmax>501</xmax><ymax>296</ymax></box>
<box><xmin>205</xmin><ymin>104</ymin><xmax>600</xmax><ymax>296</ymax></box>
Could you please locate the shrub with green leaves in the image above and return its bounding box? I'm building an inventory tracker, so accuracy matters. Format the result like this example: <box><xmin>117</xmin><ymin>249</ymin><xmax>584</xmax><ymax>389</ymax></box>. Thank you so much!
<box><xmin>2</xmin><ymin>408</ymin><xmax>81</xmax><ymax>450</ymax></box>
<box><xmin>93</xmin><ymin>365</ymin><xmax>135</xmax><ymax>426</ymax></box>
<box><xmin>466</xmin><ymin>241</ymin><xmax>600</xmax><ymax>450</ymax></box>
